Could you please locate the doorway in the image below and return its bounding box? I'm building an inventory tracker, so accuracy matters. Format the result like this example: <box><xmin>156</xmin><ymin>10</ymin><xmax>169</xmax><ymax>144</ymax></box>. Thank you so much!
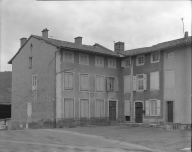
<box><xmin>135</xmin><ymin>102</ymin><xmax>143</xmax><ymax>123</ymax></box>
<box><xmin>167</xmin><ymin>101</ymin><xmax>173</xmax><ymax>122</ymax></box>
<box><xmin>109</xmin><ymin>101</ymin><xmax>116</xmax><ymax>121</ymax></box>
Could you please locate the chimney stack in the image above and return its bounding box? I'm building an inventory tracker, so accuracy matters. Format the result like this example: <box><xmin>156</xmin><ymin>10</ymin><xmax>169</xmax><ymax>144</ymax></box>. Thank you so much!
<box><xmin>184</xmin><ymin>31</ymin><xmax>188</xmax><ymax>38</ymax></box>
<box><xmin>42</xmin><ymin>28</ymin><xmax>49</xmax><ymax>39</ymax></box>
<box><xmin>114</xmin><ymin>42</ymin><xmax>124</xmax><ymax>53</ymax></box>
<box><xmin>75</xmin><ymin>36</ymin><xmax>82</xmax><ymax>45</ymax></box>
<box><xmin>20</xmin><ymin>38</ymin><xmax>27</xmax><ymax>47</ymax></box>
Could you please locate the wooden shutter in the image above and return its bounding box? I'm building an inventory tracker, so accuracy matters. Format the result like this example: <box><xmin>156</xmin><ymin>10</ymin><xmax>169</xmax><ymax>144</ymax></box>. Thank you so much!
<box><xmin>133</xmin><ymin>76</ymin><xmax>137</xmax><ymax>91</ymax></box>
<box><xmin>157</xmin><ymin>100</ymin><xmax>161</xmax><ymax>116</ymax></box>
<box><xmin>106</xmin><ymin>77</ymin><xmax>110</xmax><ymax>91</ymax></box>
<box><xmin>68</xmin><ymin>73</ymin><xmax>73</xmax><ymax>89</ymax></box>
<box><xmin>143</xmin><ymin>74</ymin><xmax>147</xmax><ymax>90</ymax></box>
<box><xmin>124</xmin><ymin>100</ymin><xmax>130</xmax><ymax>116</ymax></box>
<box><xmin>27</xmin><ymin>103</ymin><xmax>32</xmax><ymax>117</ymax></box>
<box><xmin>121</xmin><ymin>60</ymin><xmax>126</xmax><ymax>67</ymax></box>
<box><xmin>116</xmin><ymin>78</ymin><xmax>119</xmax><ymax>92</ymax></box>
<box><xmin>124</xmin><ymin>76</ymin><xmax>131</xmax><ymax>93</ymax></box>
<box><xmin>145</xmin><ymin>100</ymin><xmax>149</xmax><ymax>116</ymax></box>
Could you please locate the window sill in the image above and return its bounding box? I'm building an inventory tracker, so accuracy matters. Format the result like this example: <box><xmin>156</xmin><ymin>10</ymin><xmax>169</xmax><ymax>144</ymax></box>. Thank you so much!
<box><xmin>136</xmin><ymin>64</ymin><xmax>144</xmax><ymax>66</ymax></box>
<box><xmin>63</xmin><ymin>60</ymin><xmax>74</xmax><ymax>63</ymax></box>
<box><xmin>79</xmin><ymin>63</ymin><xmax>89</xmax><ymax>65</ymax></box>
<box><xmin>151</xmin><ymin>61</ymin><xmax>159</xmax><ymax>63</ymax></box>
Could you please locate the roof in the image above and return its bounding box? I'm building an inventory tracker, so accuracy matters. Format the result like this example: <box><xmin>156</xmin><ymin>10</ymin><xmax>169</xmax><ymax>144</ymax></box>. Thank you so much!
<box><xmin>8</xmin><ymin>35</ymin><xmax>119</xmax><ymax>64</ymax></box>
<box><xmin>0</xmin><ymin>72</ymin><xmax>12</xmax><ymax>104</ymax></box>
<box><xmin>122</xmin><ymin>36</ymin><xmax>192</xmax><ymax>56</ymax></box>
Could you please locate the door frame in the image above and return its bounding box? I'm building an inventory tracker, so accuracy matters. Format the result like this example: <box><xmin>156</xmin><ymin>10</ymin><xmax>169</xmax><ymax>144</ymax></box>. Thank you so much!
<box><xmin>165</xmin><ymin>100</ymin><xmax>174</xmax><ymax>123</ymax></box>
<box><xmin>134</xmin><ymin>101</ymin><xmax>144</xmax><ymax>123</ymax></box>
<box><xmin>108</xmin><ymin>100</ymin><xmax>118</xmax><ymax>120</ymax></box>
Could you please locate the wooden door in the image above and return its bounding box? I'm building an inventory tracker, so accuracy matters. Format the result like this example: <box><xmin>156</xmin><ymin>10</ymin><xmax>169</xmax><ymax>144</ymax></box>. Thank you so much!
<box><xmin>167</xmin><ymin>101</ymin><xmax>173</xmax><ymax>122</ymax></box>
<box><xmin>109</xmin><ymin>101</ymin><xmax>116</xmax><ymax>121</ymax></box>
<box><xmin>135</xmin><ymin>102</ymin><xmax>143</xmax><ymax>123</ymax></box>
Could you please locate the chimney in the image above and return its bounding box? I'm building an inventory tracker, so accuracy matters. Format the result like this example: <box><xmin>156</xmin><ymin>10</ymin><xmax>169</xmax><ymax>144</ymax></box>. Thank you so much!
<box><xmin>75</xmin><ymin>36</ymin><xmax>82</xmax><ymax>45</ymax></box>
<box><xmin>20</xmin><ymin>38</ymin><xmax>27</xmax><ymax>47</ymax></box>
<box><xmin>42</xmin><ymin>28</ymin><xmax>49</xmax><ymax>39</ymax></box>
<box><xmin>184</xmin><ymin>31</ymin><xmax>188</xmax><ymax>38</ymax></box>
<box><xmin>114</xmin><ymin>42</ymin><xmax>124</xmax><ymax>53</ymax></box>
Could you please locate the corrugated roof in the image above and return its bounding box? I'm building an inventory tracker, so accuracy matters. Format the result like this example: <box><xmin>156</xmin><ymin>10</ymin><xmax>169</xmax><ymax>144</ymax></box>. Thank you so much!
<box><xmin>122</xmin><ymin>36</ymin><xmax>192</xmax><ymax>56</ymax></box>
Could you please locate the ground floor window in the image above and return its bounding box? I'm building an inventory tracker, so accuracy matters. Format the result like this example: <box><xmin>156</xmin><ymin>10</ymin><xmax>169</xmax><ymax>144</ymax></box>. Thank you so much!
<box><xmin>80</xmin><ymin>99</ymin><xmax>89</xmax><ymax>118</ymax></box>
<box><xmin>63</xmin><ymin>98</ymin><xmax>74</xmax><ymax>118</ymax></box>
<box><xmin>145</xmin><ymin>100</ymin><xmax>161</xmax><ymax>116</ymax></box>
<box><xmin>95</xmin><ymin>99</ymin><xmax>105</xmax><ymax>117</ymax></box>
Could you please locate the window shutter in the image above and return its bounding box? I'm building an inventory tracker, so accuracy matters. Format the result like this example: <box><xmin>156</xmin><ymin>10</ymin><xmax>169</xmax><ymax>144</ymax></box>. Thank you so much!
<box><xmin>143</xmin><ymin>74</ymin><xmax>147</xmax><ymax>90</ymax></box>
<box><xmin>106</xmin><ymin>77</ymin><xmax>110</xmax><ymax>91</ymax></box>
<box><xmin>121</xmin><ymin>60</ymin><xmax>126</xmax><ymax>67</ymax></box>
<box><xmin>145</xmin><ymin>100</ymin><xmax>150</xmax><ymax>116</ymax></box>
<box><xmin>133</xmin><ymin>76</ymin><xmax>136</xmax><ymax>91</ymax></box>
<box><xmin>27</xmin><ymin>103</ymin><xmax>32</xmax><ymax>117</ymax></box>
<box><xmin>69</xmin><ymin>73</ymin><xmax>73</xmax><ymax>89</ymax></box>
<box><xmin>157</xmin><ymin>100</ymin><xmax>161</xmax><ymax>116</ymax></box>
<box><xmin>116</xmin><ymin>78</ymin><xmax>119</xmax><ymax>92</ymax></box>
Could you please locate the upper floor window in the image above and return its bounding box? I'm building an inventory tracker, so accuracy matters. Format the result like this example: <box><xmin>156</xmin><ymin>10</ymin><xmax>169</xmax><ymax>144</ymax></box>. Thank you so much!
<box><xmin>150</xmin><ymin>71</ymin><xmax>159</xmax><ymax>90</ymax></box>
<box><xmin>64</xmin><ymin>72</ymin><xmax>74</xmax><ymax>90</ymax></box>
<box><xmin>167</xmin><ymin>51</ymin><xmax>174</xmax><ymax>58</ymax></box>
<box><xmin>79</xmin><ymin>54</ymin><xmax>89</xmax><ymax>65</ymax></box>
<box><xmin>80</xmin><ymin>74</ymin><xmax>89</xmax><ymax>91</ymax></box>
<box><xmin>32</xmin><ymin>75</ymin><xmax>37</xmax><ymax>91</ymax></box>
<box><xmin>108</xmin><ymin>59</ymin><xmax>116</xmax><ymax>68</ymax></box>
<box><xmin>151</xmin><ymin>52</ymin><xmax>160</xmax><ymax>63</ymax></box>
<box><xmin>106</xmin><ymin>77</ymin><xmax>118</xmax><ymax>92</ymax></box>
<box><xmin>63</xmin><ymin>51</ymin><xmax>74</xmax><ymax>63</ymax></box>
<box><xmin>136</xmin><ymin>55</ymin><xmax>144</xmax><ymax>66</ymax></box>
<box><xmin>137</xmin><ymin>75</ymin><xmax>144</xmax><ymax>91</ymax></box>
<box><xmin>29</xmin><ymin>57</ymin><xmax>33</xmax><ymax>69</ymax></box>
<box><xmin>95</xmin><ymin>75</ymin><xmax>105</xmax><ymax>92</ymax></box>
<box><xmin>95</xmin><ymin>56</ymin><xmax>104</xmax><ymax>67</ymax></box>
<box><xmin>133</xmin><ymin>74</ymin><xmax>147</xmax><ymax>91</ymax></box>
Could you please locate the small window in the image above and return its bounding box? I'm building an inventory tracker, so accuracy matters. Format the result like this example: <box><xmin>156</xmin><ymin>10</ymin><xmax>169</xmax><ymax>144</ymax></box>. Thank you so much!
<box><xmin>32</xmin><ymin>75</ymin><xmax>37</xmax><ymax>91</ymax></box>
<box><xmin>95</xmin><ymin>56</ymin><xmax>104</xmax><ymax>67</ymax></box>
<box><xmin>108</xmin><ymin>59</ymin><xmax>116</xmax><ymax>68</ymax></box>
<box><xmin>29</xmin><ymin>57</ymin><xmax>33</xmax><ymax>69</ymax></box>
<box><xmin>136</xmin><ymin>55</ymin><xmax>144</xmax><ymax>66</ymax></box>
<box><xmin>80</xmin><ymin>74</ymin><xmax>89</xmax><ymax>91</ymax></box>
<box><xmin>63</xmin><ymin>51</ymin><xmax>74</xmax><ymax>62</ymax></box>
<box><xmin>64</xmin><ymin>72</ymin><xmax>74</xmax><ymax>90</ymax></box>
<box><xmin>96</xmin><ymin>75</ymin><xmax>105</xmax><ymax>92</ymax></box>
<box><xmin>151</xmin><ymin>52</ymin><xmax>160</xmax><ymax>63</ymax></box>
<box><xmin>167</xmin><ymin>51</ymin><xmax>174</xmax><ymax>58</ymax></box>
<box><xmin>79</xmin><ymin>54</ymin><xmax>89</xmax><ymax>65</ymax></box>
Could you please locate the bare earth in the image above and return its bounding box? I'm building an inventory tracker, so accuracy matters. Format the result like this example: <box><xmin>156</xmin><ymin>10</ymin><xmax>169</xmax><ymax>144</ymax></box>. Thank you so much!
<box><xmin>0</xmin><ymin>125</ymin><xmax>191</xmax><ymax>152</ymax></box>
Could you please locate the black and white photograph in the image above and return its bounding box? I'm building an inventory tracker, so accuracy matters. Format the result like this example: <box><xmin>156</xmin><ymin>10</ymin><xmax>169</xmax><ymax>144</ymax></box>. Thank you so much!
<box><xmin>0</xmin><ymin>0</ymin><xmax>191</xmax><ymax>152</ymax></box>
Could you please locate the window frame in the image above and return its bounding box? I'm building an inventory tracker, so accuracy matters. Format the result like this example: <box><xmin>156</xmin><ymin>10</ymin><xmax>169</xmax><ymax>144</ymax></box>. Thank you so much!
<box><xmin>63</xmin><ymin>51</ymin><xmax>74</xmax><ymax>63</ymax></box>
<box><xmin>150</xmin><ymin>71</ymin><xmax>159</xmax><ymax>90</ymax></box>
<box><xmin>79</xmin><ymin>73</ymin><xmax>89</xmax><ymax>92</ymax></box>
<box><xmin>108</xmin><ymin>58</ymin><xmax>116</xmax><ymax>68</ymax></box>
<box><xmin>136</xmin><ymin>55</ymin><xmax>144</xmax><ymax>66</ymax></box>
<box><xmin>79</xmin><ymin>53</ymin><xmax>89</xmax><ymax>65</ymax></box>
<box><xmin>95</xmin><ymin>75</ymin><xmax>105</xmax><ymax>92</ymax></box>
<box><xmin>63</xmin><ymin>72</ymin><xmax>74</xmax><ymax>91</ymax></box>
<box><xmin>136</xmin><ymin>74</ymin><xmax>144</xmax><ymax>91</ymax></box>
<box><xmin>149</xmin><ymin>99</ymin><xmax>159</xmax><ymax>116</ymax></box>
<box><xmin>95</xmin><ymin>56</ymin><xmax>104</xmax><ymax>67</ymax></box>
<box><xmin>151</xmin><ymin>52</ymin><xmax>160</xmax><ymax>63</ymax></box>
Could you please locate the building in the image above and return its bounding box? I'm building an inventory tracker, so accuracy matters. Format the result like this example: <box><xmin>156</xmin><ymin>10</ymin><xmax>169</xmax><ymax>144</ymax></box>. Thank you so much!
<box><xmin>8</xmin><ymin>29</ymin><xmax>191</xmax><ymax>129</ymax></box>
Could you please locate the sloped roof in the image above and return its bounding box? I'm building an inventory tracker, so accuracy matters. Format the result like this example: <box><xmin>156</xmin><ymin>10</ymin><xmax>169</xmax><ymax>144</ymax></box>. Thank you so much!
<box><xmin>0</xmin><ymin>72</ymin><xmax>12</xmax><ymax>104</ymax></box>
<box><xmin>122</xmin><ymin>36</ymin><xmax>192</xmax><ymax>56</ymax></box>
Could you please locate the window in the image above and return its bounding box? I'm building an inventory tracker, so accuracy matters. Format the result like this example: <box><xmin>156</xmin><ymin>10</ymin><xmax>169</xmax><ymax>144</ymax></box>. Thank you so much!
<box><xmin>80</xmin><ymin>74</ymin><xmax>89</xmax><ymax>91</ymax></box>
<box><xmin>106</xmin><ymin>77</ymin><xmax>118</xmax><ymax>92</ymax></box>
<box><xmin>150</xmin><ymin>72</ymin><xmax>159</xmax><ymax>90</ymax></box>
<box><xmin>165</xmin><ymin>70</ymin><xmax>175</xmax><ymax>88</ymax></box>
<box><xmin>79</xmin><ymin>54</ymin><xmax>89</xmax><ymax>65</ymax></box>
<box><xmin>63</xmin><ymin>98</ymin><xmax>74</xmax><ymax>118</ymax></box>
<box><xmin>95</xmin><ymin>99</ymin><xmax>105</xmax><ymax>117</ymax></box>
<box><xmin>167</xmin><ymin>51</ymin><xmax>174</xmax><ymax>58</ymax></box>
<box><xmin>95</xmin><ymin>56</ymin><xmax>104</xmax><ymax>67</ymax></box>
<box><xmin>136</xmin><ymin>55</ymin><xmax>144</xmax><ymax>66</ymax></box>
<box><xmin>63</xmin><ymin>51</ymin><xmax>74</xmax><ymax>62</ymax></box>
<box><xmin>151</xmin><ymin>52</ymin><xmax>160</xmax><ymax>63</ymax></box>
<box><xmin>108</xmin><ymin>59</ymin><xmax>116</xmax><ymax>68</ymax></box>
<box><xmin>125</xmin><ymin>58</ymin><xmax>131</xmax><ymax>67</ymax></box>
<box><xmin>96</xmin><ymin>75</ymin><xmax>105</xmax><ymax>92</ymax></box>
<box><xmin>137</xmin><ymin>75</ymin><xmax>144</xmax><ymax>90</ymax></box>
<box><xmin>29</xmin><ymin>57</ymin><xmax>33</xmax><ymax>69</ymax></box>
<box><xmin>124</xmin><ymin>76</ymin><xmax>131</xmax><ymax>93</ymax></box>
<box><xmin>80</xmin><ymin>99</ymin><xmax>89</xmax><ymax>118</ymax></box>
<box><xmin>145</xmin><ymin>100</ymin><xmax>161</xmax><ymax>116</ymax></box>
<box><xmin>64</xmin><ymin>72</ymin><xmax>74</xmax><ymax>90</ymax></box>
<box><xmin>32</xmin><ymin>75</ymin><xmax>37</xmax><ymax>91</ymax></box>
<box><xmin>133</xmin><ymin>74</ymin><xmax>147</xmax><ymax>91</ymax></box>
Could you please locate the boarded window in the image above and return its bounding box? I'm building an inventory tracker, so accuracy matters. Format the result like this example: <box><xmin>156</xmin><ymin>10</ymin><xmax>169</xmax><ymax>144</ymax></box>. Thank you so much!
<box><xmin>32</xmin><ymin>75</ymin><xmax>37</xmax><ymax>91</ymax></box>
<box><xmin>80</xmin><ymin>99</ymin><xmax>89</xmax><ymax>118</ymax></box>
<box><xmin>165</xmin><ymin>70</ymin><xmax>175</xmax><ymax>88</ymax></box>
<box><xmin>96</xmin><ymin>75</ymin><xmax>104</xmax><ymax>92</ymax></box>
<box><xmin>63</xmin><ymin>98</ymin><xmax>74</xmax><ymax>118</ymax></box>
<box><xmin>150</xmin><ymin>72</ymin><xmax>159</xmax><ymax>90</ymax></box>
<box><xmin>124</xmin><ymin>76</ymin><xmax>131</xmax><ymax>93</ymax></box>
<box><xmin>95</xmin><ymin>99</ymin><xmax>105</xmax><ymax>117</ymax></box>
<box><xmin>80</xmin><ymin>74</ymin><xmax>89</xmax><ymax>91</ymax></box>
<box><xmin>64</xmin><ymin>72</ymin><xmax>73</xmax><ymax>90</ymax></box>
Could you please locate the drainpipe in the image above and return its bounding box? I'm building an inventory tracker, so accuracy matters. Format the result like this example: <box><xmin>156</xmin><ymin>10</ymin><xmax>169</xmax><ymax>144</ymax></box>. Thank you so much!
<box><xmin>130</xmin><ymin>56</ymin><xmax>134</xmax><ymax>123</ymax></box>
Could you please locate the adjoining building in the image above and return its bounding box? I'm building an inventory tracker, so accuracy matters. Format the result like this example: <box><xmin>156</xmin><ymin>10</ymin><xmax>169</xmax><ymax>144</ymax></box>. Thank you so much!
<box><xmin>8</xmin><ymin>29</ymin><xmax>191</xmax><ymax>129</ymax></box>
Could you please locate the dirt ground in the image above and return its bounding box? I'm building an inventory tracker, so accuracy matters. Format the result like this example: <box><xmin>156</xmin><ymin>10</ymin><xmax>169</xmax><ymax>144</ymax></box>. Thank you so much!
<box><xmin>60</xmin><ymin>124</ymin><xmax>191</xmax><ymax>152</ymax></box>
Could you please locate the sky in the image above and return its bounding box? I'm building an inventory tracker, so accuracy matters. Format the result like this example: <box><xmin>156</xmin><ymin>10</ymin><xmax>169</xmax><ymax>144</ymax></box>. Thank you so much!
<box><xmin>0</xmin><ymin>0</ymin><xmax>191</xmax><ymax>71</ymax></box>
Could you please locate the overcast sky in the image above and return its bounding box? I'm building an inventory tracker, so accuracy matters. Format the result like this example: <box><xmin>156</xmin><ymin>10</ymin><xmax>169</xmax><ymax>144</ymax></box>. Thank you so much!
<box><xmin>0</xmin><ymin>0</ymin><xmax>191</xmax><ymax>71</ymax></box>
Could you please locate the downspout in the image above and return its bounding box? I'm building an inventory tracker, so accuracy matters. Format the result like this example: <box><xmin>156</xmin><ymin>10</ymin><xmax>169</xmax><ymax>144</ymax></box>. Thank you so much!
<box><xmin>130</xmin><ymin>56</ymin><xmax>133</xmax><ymax>123</ymax></box>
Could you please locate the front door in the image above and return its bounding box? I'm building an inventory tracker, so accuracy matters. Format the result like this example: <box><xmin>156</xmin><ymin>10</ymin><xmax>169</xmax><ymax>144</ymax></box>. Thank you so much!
<box><xmin>135</xmin><ymin>102</ymin><xmax>143</xmax><ymax>123</ymax></box>
<box><xmin>109</xmin><ymin>101</ymin><xmax>116</xmax><ymax>121</ymax></box>
<box><xmin>167</xmin><ymin>101</ymin><xmax>173</xmax><ymax>122</ymax></box>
